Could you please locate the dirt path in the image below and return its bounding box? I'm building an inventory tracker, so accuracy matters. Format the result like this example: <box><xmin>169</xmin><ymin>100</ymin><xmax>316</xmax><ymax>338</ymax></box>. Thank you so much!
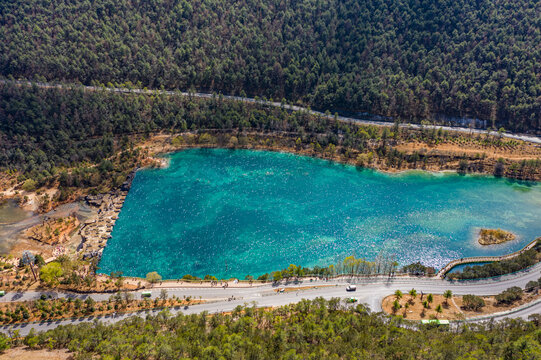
<box><xmin>451</xmin><ymin>297</ymin><xmax>464</xmax><ymax>316</ymax></box>
<box><xmin>0</xmin><ymin>348</ymin><xmax>71</xmax><ymax>360</ymax></box>
<box><xmin>395</xmin><ymin>142</ymin><xmax>541</xmax><ymax>160</ymax></box>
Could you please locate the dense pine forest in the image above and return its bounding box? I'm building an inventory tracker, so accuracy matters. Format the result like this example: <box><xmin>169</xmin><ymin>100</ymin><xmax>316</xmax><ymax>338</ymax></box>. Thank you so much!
<box><xmin>1</xmin><ymin>298</ymin><xmax>538</xmax><ymax>359</ymax></box>
<box><xmin>1</xmin><ymin>0</ymin><xmax>540</xmax><ymax>132</ymax></box>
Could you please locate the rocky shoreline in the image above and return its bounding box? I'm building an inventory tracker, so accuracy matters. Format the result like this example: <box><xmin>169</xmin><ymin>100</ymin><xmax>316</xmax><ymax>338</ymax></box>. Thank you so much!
<box><xmin>0</xmin><ymin>168</ymin><xmax>136</xmax><ymax>261</ymax></box>
<box><xmin>76</xmin><ymin>170</ymin><xmax>137</xmax><ymax>261</ymax></box>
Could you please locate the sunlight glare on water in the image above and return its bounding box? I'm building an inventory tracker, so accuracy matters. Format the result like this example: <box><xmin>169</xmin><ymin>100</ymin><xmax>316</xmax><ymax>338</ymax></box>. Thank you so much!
<box><xmin>98</xmin><ymin>149</ymin><xmax>541</xmax><ymax>279</ymax></box>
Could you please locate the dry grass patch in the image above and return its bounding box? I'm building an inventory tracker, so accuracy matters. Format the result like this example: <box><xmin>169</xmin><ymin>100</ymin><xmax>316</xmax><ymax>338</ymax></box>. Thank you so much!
<box><xmin>382</xmin><ymin>291</ymin><xmax>541</xmax><ymax>320</ymax></box>
<box><xmin>0</xmin><ymin>348</ymin><xmax>71</xmax><ymax>360</ymax></box>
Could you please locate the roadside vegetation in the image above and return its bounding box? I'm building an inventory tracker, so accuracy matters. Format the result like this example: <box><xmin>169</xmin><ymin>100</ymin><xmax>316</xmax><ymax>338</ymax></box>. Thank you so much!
<box><xmin>177</xmin><ymin>256</ymin><xmax>433</xmax><ymax>283</ymax></box>
<box><xmin>0</xmin><ymin>254</ymin><xmax>141</xmax><ymax>294</ymax></box>
<box><xmin>401</xmin><ymin>262</ymin><xmax>437</xmax><ymax>276</ymax></box>
<box><xmin>2</xmin><ymin>240</ymin><xmax>541</xmax><ymax>296</ymax></box>
<box><xmin>0</xmin><ymin>290</ymin><xmax>198</xmax><ymax>325</ymax></box>
<box><xmin>3</xmin><ymin>254</ymin><xmax>396</xmax><ymax>295</ymax></box>
<box><xmin>254</xmin><ymin>255</ymin><xmax>399</xmax><ymax>282</ymax></box>
<box><xmin>383</xmin><ymin>283</ymin><xmax>541</xmax><ymax>320</ymax></box>
<box><xmin>0</xmin><ymin>298</ymin><xmax>538</xmax><ymax>359</ymax></box>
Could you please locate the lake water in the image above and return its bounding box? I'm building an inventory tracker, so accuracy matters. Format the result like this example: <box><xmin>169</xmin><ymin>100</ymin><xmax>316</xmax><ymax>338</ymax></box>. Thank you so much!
<box><xmin>0</xmin><ymin>199</ymin><xmax>31</xmax><ymax>225</ymax></box>
<box><xmin>97</xmin><ymin>149</ymin><xmax>541</xmax><ymax>279</ymax></box>
<box><xmin>0</xmin><ymin>199</ymin><xmax>33</xmax><ymax>254</ymax></box>
<box><xmin>447</xmin><ymin>262</ymin><xmax>493</xmax><ymax>274</ymax></box>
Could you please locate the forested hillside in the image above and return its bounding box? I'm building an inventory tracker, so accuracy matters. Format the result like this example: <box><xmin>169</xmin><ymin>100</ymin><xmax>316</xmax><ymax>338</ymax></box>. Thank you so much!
<box><xmin>10</xmin><ymin>298</ymin><xmax>541</xmax><ymax>359</ymax></box>
<box><xmin>1</xmin><ymin>0</ymin><xmax>540</xmax><ymax>132</ymax></box>
<box><xmin>0</xmin><ymin>82</ymin><xmax>334</xmax><ymax>175</ymax></box>
<box><xmin>2</xmin><ymin>82</ymin><xmax>540</xmax><ymax>188</ymax></box>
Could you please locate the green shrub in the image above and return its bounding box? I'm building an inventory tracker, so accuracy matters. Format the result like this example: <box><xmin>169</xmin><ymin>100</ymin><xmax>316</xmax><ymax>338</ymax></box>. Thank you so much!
<box><xmin>146</xmin><ymin>271</ymin><xmax>162</xmax><ymax>283</ymax></box>
<box><xmin>525</xmin><ymin>281</ymin><xmax>538</xmax><ymax>292</ymax></box>
<box><xmin>495</xmin><ymin>287</ymin><xmax>523</xmax><ymax>305</ymax></box>
<box><xmin>462</xmin><ymin>295</ymin><xmax>486</xmax><ymax>311</ymax></box>
<box><xmin>181</xmin><ymin>274</ymin><xmax>200</xmax><ymax>281</ymax></box>
<box><xmin>401</xmin><ymin>262</ymin><xmax>436</xmax><ymax>276</ymax></box>
<box><xmin>21</xmin><ymin>179</ymin><xmax>37</xmax><ymax>192</ymax></box>
<box><xmin>257</xmin><ymin>273</ymin><xmax>269</xmax><ymax>281</ymax></box>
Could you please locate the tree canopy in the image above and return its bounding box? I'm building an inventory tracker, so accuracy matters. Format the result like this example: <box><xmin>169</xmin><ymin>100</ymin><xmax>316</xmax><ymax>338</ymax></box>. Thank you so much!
<box><xmin>22</xmin><ymin>298</ymin><xmax>541</xmax><ymax>359</ymax></box>
<box><xmin>0</xmin><ymin>0</ymin><xmax>540</xmax><ymax>132</ymax></box>
<box><xmin>146</xmin><ymin>272</ymin><xmax>162</xmax><ymax>283</ymax></box>
<box><xmin>39</xmin><ymin>262</ymin><xmax>64</xmax><ymax>285</ymax></box>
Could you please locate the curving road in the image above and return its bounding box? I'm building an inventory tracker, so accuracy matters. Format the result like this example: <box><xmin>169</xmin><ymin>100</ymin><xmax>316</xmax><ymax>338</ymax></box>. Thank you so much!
<box><xmin>1</xmin><ymin>262</ymin><xmax>540</xmax><ymax>335</ymax></box>
<box><xmin>2</xmin><ymin>79</ymin><xmax>540</xmax><ymax>144</ymax></box>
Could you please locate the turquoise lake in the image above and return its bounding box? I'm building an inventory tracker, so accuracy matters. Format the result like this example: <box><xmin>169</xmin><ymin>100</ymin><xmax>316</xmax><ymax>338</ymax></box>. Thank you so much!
<box><xmin>98</xmin><ymin>149</ymin><xmax>541</xmax><ymax>279</ymax></box>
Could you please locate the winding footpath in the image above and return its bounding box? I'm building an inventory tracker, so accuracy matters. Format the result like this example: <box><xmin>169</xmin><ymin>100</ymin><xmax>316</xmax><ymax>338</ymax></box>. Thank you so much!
<box><xmin>2</xmin><ymin>79</ymin><xmax>541</xmax><ymax>144</ymax></box>
<box><xmin>436</xmin><ymin>238</ymin><xmax>541</xmax><ymax>278</ymax></box>
<box><xmin>1</xmin><ymin>261</ymin><xmax>541</xmax><ymax>335</ymax></box>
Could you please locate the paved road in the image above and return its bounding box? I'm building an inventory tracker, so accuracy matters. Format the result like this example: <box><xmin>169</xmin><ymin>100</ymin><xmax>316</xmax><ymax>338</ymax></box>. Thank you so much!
<box><xmin>2</xmin><ymin>79</ymin><xmax>540</xmax><ymax>144</ymax></box>
<box><xmin>2</xmin><ymin>262</ymin><xmax>540</xmax><ymax>335</ymax></box>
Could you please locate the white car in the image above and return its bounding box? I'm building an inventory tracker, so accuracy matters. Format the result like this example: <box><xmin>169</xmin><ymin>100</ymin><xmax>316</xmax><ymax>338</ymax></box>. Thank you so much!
<box><xmin>346</xmin><ymin>285</ymin><xmax>357</xmax><ymax>292</ymax></box>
